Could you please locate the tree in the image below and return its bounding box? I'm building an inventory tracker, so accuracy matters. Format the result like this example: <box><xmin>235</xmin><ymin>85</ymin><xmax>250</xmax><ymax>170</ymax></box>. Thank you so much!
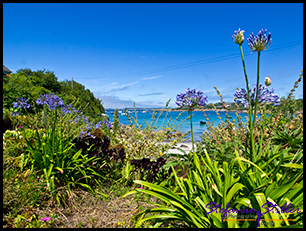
<box><xmin>16</xmin><ymin>68</ymin><xmax>61</xmax><ymax>94</ymax></box>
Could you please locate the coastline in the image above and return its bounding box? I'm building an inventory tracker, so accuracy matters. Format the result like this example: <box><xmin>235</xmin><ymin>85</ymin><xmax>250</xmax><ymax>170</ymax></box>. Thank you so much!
<box><xmin>155</xmin><ymin>108</ymin><xmax>248</xmax><ymax>113</ymax></box>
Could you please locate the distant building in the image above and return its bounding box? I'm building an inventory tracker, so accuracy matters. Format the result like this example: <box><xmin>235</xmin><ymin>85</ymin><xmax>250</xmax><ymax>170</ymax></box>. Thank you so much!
<box><xmin>3</xmin><ymin>65</ymin><xmax>12</xmax><ymax>78</ymax></box>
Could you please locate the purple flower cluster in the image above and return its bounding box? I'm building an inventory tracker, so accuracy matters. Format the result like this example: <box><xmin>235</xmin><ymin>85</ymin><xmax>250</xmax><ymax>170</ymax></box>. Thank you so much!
<box><xmin>12</xmin><ymin>98</ymin><xmax>31</xmax><ymax>109</ymax></box>
<box><xmin>94</xmin><ymin>120</ymin><xmax>112</xmax><ymax>130</ymax></box>
<box><xmin>11</xmin><ymin>98</ymin><xmax>31</xmax><ymax>116</ymax></box>
<box><xmin>75</xmin><ymin>116</ymin><xmax>112</xmax><ymax>138</ymax></box>
<box><xmin>176</xmin><ymin>88</ymin><xmax>208</xmax><ymax>110</ymax></box>
<box><xmin>60</xmin><ymin>104</ymin><xmax>82</xmax><ymax>116</ymax></box>
<box><xmin>36</xmin><ymin>93</ymin><xmax>65</xmax><ymax>110</ymax></box>
<box><xmin>234</xmin><ymin>83</ymin><xmax>280</xmax><ymax>107</ymax></box>
<box><xmin>247</xmin><ymin>29</ymin><xmax>272</xmax><ymax>52</ymax></box>
<box><xmin>11</xmin><ymin>92</ymin><xmax>113</xmax><ymax>138</ymax></box>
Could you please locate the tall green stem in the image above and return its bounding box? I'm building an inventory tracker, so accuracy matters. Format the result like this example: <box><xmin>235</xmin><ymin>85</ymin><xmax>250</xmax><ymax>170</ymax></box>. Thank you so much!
<box><xmin>239</xmin><ymin>44</ymin><xmax>255</xmax><ymax>158</ymax></box>
<box><xmin>253</xmin><ymin>51</ymin><xmax>261</xmax><ymax>127</ymax></box>
<box><xmin>190</xmin><ymin>110</ymin><xmax>194</xmax><ymax>153</ymax></box>
<box><xmin>252</xmin><ymin>51</ymin><xmax>261</xmax><ymax>161</ymax></box>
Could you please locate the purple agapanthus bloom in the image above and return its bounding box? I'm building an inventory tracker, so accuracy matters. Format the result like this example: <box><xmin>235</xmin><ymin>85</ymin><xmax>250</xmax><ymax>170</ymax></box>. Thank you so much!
<box><xmin>61</xmin><ymin>104</ymin><xmax>75</xmax><ymax>115</ymax></box>
<box><xmin>234</xmin><ymin>83</ymin><xmax>280</xmax><ymax>107</ymax></box>
<box><xmin>95</xmin><ymin>121</ymin><xmax>103</xmax><ymax>129</ymax></box>
<box><xmin>74</xmin><ymin>115</ymin><xmax>81</xmax><ymax>123</ymax></box>
<box><xmin>247</xmin><ymin>29</ymin><xmax>272</xmax><ymax>52</ymax></box>
<box><xmin>11</xmin><ymin>111</ymin><xmax>20</xmax><ymax>116</ymax></box>
<box><xmin>103</xmin><ymin>120</ymin><xmax>112</xmax><ymax>130</ymax></box>
<box><xmin>36</xmin><ymin>93</ymin><xmax>65</xmax><ymax>110</ymax></box>
<box><xmin>12</xmin><ymin>97</ymin><xmax>31</xmax><ymax>109</ymax></box>
<box><xmin>176</xmin><ymin>88</ymin><xmax>208</xmax><ymax>110</ymax></box>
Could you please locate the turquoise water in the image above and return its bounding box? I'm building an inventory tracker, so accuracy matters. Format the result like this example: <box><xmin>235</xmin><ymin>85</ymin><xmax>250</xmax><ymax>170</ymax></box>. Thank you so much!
<box><xmin>105</xmin><ymin>110</ymin><xmax>249</xmax><ymax>141</ymax></box>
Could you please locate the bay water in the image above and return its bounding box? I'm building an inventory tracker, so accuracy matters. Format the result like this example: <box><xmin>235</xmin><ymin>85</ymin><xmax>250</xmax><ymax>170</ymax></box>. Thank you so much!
<box><xmin>105</xmin><ymin>110</ymin><xmax>249</xmax><ymax>141</ymax></box>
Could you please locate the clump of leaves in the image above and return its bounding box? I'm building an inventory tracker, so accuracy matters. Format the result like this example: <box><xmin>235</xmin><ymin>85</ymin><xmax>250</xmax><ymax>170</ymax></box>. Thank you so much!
<box><xmin>72</xmin><ymin>130</ymin><xmax>126</xmax><ymax>162</ymax></box>
<box><xmin>128</xmin><ymin>156</ymin><xmax>171</xmax><ymax>183</ymax></box>
<box><xmin>90</xmin><ymin>128</ymin><xmax>104</xmax><ymax>139</ymax></box>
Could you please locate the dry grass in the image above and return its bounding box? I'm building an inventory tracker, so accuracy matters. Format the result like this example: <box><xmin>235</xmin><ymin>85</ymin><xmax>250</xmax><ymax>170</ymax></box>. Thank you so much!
<box><xmin>4</xmin><ymin>185</ymin><xmax>160</xmax><ymax>228</ymax></box>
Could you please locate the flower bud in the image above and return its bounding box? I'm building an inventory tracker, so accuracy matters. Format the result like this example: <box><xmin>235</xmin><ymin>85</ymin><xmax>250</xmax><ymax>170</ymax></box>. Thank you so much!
<box><xmin>232</xmin><ymin>28</ymin><xmax>245</xmax><ymax>45</ymax></box>
<box><xmin>265</xmin><ymin>76</ymin><xmax>272</xmax><ymax>86</ymax></box>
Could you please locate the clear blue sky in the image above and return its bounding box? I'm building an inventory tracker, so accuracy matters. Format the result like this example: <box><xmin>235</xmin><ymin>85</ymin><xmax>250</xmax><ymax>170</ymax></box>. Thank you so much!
<box><xmin>3</xmin><ymin>3</ymin><xmax>303</xmax><ymax>109</ymax></box>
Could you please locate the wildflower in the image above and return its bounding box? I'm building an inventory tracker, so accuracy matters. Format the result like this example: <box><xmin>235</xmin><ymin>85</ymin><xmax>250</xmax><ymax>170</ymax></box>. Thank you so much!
<box><xmin>74</xmin><ymin>115</ymin><xmax>81</xmax><ymax>123</ymax></box>
<box><xmin>12</xmin><ymin>98</ymin><xmax>30</xmax><ymax>109</ymax></box>
<box><xmin>36</xmin><ymin>93</ymin><xmax>65</xmax><ymax>110</ymax></box>
<box><xmin>247</xmin><ymin>29</ymin><xmax>272</xmax><ymax>52</ymax></box>
<box><xmin>95</xmin><ymin>121</ymin><xmax>103</xmax><ymax>129</ymax></box>
<box><xmin>103</xmin><ymin>120</ymin><xmax>112</xmax><ymax>130</ymax></box>
<box><xmin>61</xmin><ymin>104</ymin><xmax>75</xmax><ymax>115</ymax></box>
<box><xmin>41</xmin><ymin>217</ymin><xmax>51</xmax><ymax>222</ymax></box>
<box><xmin>265</xmin><ymin>76</ymin><xmax>272</xmax><ymax>86</ymax></box>
<box><xmin>232</xmin><ymin>28</ymin><xmax>245</xmax><ymax>45</ymax></box>
<box><xmin>175</xmin><ymin>88</ymin><xmax>208</xmax><ymax>110</ymax></box>
<box><xmin>234</xmin><ymin>83</ymin><xmax>280</xmax><ymax>107</ymax></box>
<box><xmin>11</xmin><ymin>111</ymin><xmax>20</xmax><ymax>116</ymax></box>
<box><xmin>139</xmin><ymin>187</ymin><xmax>144</xmax><ymax>189</ymax></box>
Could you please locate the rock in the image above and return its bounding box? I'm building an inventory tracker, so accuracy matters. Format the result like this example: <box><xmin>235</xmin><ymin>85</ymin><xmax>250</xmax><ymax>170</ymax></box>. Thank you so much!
<box><xmin>180</xmin><ymin>144</ymin><xmax>189</xmax><ymax>148</ymax></box>
<box><xmin>172</xmin><ymin>131</ymin><xmax>182</xmax><ymax>137</ymax></box>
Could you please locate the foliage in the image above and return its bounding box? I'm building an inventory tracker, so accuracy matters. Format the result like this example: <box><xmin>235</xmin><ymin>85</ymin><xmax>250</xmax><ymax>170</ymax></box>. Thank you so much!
<box><xmin>123</xmin><ymin>28</ymin><xmax>303</xmax><ymax>228</ymax></box>
<box><xmin>125</xmin><ymin>146</ymin><xmax>303</xmax><ymax>228</ymax></box>
<box><xmin>3</xmin><ymin>68</ymin><xmax>105</xmax><ymax>124</ymax></box>
<box><xmin>112</xmin><ymin>108</ymin><xmax>119</xmax><ymax>135</ymax></box>
<box><xmin>116</xmin><ymin>102</ymin><xmax>189</xmax><ymax>161</ymax></box>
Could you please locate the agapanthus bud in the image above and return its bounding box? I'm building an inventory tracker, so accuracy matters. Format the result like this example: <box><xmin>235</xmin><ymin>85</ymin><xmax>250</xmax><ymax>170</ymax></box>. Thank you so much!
<box><xmin>265</xmin><ymin>76</ymin><xmax>272</xmax><ymax>86</ymax></box>
<box><xmin>232</xmin><ymin>28</ymin><xmax>245</xmax><ymax>45</ymax></box>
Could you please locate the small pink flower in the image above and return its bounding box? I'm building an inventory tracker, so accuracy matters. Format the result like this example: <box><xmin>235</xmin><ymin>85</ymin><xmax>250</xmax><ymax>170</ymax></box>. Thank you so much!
<box><xmin>139</xmin><ymin>187</ymin><xmax>144</xmax><ymax>189</ymax></box>
<box><xmin>41</xmin><ymin>217</ymin><xmax>51</xmax><ymax>222</ymax></box>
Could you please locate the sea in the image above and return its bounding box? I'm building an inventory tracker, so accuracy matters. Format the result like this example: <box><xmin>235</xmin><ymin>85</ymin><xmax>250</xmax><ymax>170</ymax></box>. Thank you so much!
<box><xmin>105</xmin><ymin>109</ymin><xmax>249</xmax><ymax>142</ymax></box>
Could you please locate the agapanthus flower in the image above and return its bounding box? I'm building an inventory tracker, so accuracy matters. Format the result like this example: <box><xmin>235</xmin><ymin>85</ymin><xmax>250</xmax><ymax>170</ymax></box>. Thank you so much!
<box><xmin>36</xmin><ymin>93</ymin><xmax>65</xmax><ymax>110</ymax></box>
<box><xmin>247</xmin><ymin>29</ymin><xmax>272</xmax><ymax>52</ymax></box>
<box><xmin>95</xmin><ymin>121</ymin><xmax>102</xmax><ymax>129</ymax></box>
<box><xmin>61</xmin><ymin>104</ymin><xmax>75</xmax><ymax>115</ymax></box>
<box><xmin>103</xmin><ymin>120</ymin><xmax>112</xmax><ymax>130</ymax></box>
<box><xmin>232</xmin><ymin>28</ymin><xmax>245</xmax><ymax>45</ymax></box>
<box><xmin>74</xmin><ymin>115</ymin><xmax>81</xmax><ymax>123</ymax></box>
<box><xmin>176</xmin><ymin>88</ymin><xmax>208</xmax><ymax>110</ymax></box>
<box><xmin>12</xmin><ymin>97</ymin><xmax>31</xmax><ymax>109</ymax></box>
<box><xmin>234</xmin><ymin>83</ymin><xmax>280</xmax><ymax>107</ymax></box>
<box><xmin>11</xmin><ymin>111</ymin><xmax>20</xmax><ymax>116</ymax></box>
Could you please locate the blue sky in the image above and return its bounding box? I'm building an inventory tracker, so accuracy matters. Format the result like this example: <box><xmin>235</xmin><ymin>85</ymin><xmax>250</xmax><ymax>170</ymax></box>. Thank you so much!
<box><xmin>3</xmin><ymin>3</ymin><xmax>303</xmax><ymax>109</ymax></box>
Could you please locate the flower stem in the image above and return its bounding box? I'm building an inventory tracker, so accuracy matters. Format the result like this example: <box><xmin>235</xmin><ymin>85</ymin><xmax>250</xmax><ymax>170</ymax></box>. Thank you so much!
<box><xmin>252</xmin><ymin>51</ymin><xmax>261</xmax><ymax>161</ymax></box>
<box><xmin>239</xmin><ymin>44</ymin><xmax>255</xmax><ymax>158</ymax></box>
<box><xmin>189</xmin><ymin>110</ymin><xmax>195</xmax><ymax>153</ymax></box>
